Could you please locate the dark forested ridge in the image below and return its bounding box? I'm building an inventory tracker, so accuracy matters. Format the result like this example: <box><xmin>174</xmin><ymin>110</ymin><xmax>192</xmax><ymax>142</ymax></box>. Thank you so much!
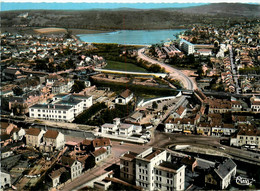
<box><xmin>1</xmin><ymin>3</ymin><xmax>259</xmax><ymax>31</ymax></box>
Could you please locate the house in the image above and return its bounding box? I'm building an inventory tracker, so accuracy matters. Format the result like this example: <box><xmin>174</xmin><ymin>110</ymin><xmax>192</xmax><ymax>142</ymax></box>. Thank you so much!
<box><xmin>120</xmin><ymin>151</ymin><xmax>138</xmax><ymax>184</ymax></box>
<box><xmin>171</xmin><ymin>106</ymin><xmax>187</xmax><ymax>119</ymax></box>
<box><xmin>52</xmin><ymin>79</ymin><xmax>74</xmax><ymax>94</ymax></box>
<box><xmin>0</xmin><ymin>171</ymin><xmax>11</xmax><ymax>190</ymax></box>
<box><xmin>115</xmin><ymin>89</ymin><xmax>133</xmax><ymax>105</ymax></box>
<box><xmin>196</xmin><ymin>123</ymin><xmax>211</xmax><ymax>136</ymax></box>
<box><xmin>2</xmin><ymin>68</ymin><xmax>22</xmax><ymax>80</ymax></box>
<box><xmin>231</xmin><ymin>100</ymin><xmax>243</xmax><ymax>111</ymax></box>
<box><xmin>49</xmin><ymin>167</ymin><xmax>66</xmax><ymax>188</ymax></box>
<box><xmin>11</xmin><ymin>127</ymin><xmax>26</xmax><ymax>141</ymax></box>
<box><xmin>1</xmin><ymin>122</ymin><xmax>17</xmax><ymax>135</ymax></box>
<box><xmin>101</xmin><ymin>118</ymin><xmax>142</xmax><ymax>137</ymax></box>
<box><xmin>164</xmin><ymin>117</ymin><xmax>182</xmax><ymax>133</ymax></box>
<box><xmin>236</xmin><ymin>127</ymin><xmax>260</xmax><ymax>148</ymax></box>
<box><xmin>92</xmin><ymin>138</ymin><xmax>112</xmax><ymax>155</ymax></box>
<box><xmin>25</xmin><ymin>128</ymin><xmax>45</xmax><ymax>147</ymax></box>
<box><xmin>41</xmin><ymin>130</ymin><xmax>65</xmax><ymax>151</ymax></box>
<box><xmin>205</xmin><ymin>158</ymin><xmax>236</xmax><ymax>190</ymax></box>
<box><xmin>208</xmin><ymin>99</ymin><xmax>231</xmax><ymax>114</ymax></box>
<box><xmin>59</xmin><ymin>156</ymin><xmax>83</xmax><ymax>180</ymax></box>
<box><xmin>90</xmin><ymin>147</ymin><xmax>108</xmax><ymax>163</ymax></box>
<box><xmin>250</xmin><ymin>96</ymin><xmax>260</xmax><ymax>112</ymax></box>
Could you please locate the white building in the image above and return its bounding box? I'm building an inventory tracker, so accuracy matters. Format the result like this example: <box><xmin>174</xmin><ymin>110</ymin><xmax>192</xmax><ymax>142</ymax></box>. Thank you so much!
<box><xmin>115</xmin><ymin>89</ymin><xmax>133</xmax><ymax>105</ymax></box>
<box><xmin>59</xmin><ymin>156</ymin><xmax>83</xmax><ymax>180</ymax></box>
<box><xmin>52</xmin><ymin>79</ymin><xmax>74</xmax><ymax>94</ymax></box>
<box><xmin>101</xmin><ymin>118</ymin><xmax>142</xmax><ymax>137</ymax></box>
<box><xmin>205</xmin><ymin>158</ymin><xmax>236</xmax><ymax>190</ymax></box>
<box><xmin>42</xmin><ymin>130</ymin><xmax>65</xmax><ymax>150</ymax></box>
<box><xmin>179</xmin><ymin>39</ymin><xmax>195</xmax><ymax>55</ymax></box>
<box><xmin>29</xmin><ymin>104</ymin><xmax>75</xmax><ymax>122</ymax></box>
<box><xmin>25</xmin><ymin>128</ymin><xmax>45</xmax><ymax>147</ymax></box>
<box><xmin>0</xmin><ymin>171</ymin><xmax>11</xmax><ymax>190</ymax></box>
<box><xmin>134</xmin><ymin>147</ymin><xmax>186</xmax><ymax>191</ymax></box>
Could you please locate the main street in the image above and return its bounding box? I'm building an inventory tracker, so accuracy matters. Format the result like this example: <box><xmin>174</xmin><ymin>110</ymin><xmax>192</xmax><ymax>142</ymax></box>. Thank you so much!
<box><xmin>137</xmin><ymin>48</ymin><xmax>196</xmax><ymax>90</ymax></box>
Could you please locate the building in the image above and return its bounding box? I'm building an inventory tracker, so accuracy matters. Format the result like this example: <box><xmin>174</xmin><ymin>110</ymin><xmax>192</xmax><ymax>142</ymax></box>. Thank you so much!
<box><xmin>11</xmin><ymin>127</ymin><xmax>26</xmax><ymax>141</ymax></box>
<box><xmin>92</xmin><ymin>138</ymin><xmax>112</xmax><ymax>155</ymax></box>
<box><xmin>0</xmin><ymin>171</ymin><xmax>11</xmax><ymax>190</ymax></box>
<box><xmin>236</xmin><ymin>127</ymin><xmax>260</xmax><ymax>148</ymax></box>
<box><xmin>1</xmin><ymin>122</ymin><xmax>17</xmax><ymax>135</ymax></box>
<box><xmin>55</xmin><ymin>95</ymin><xmax>84</xmax><ymax>116</ymax></box>
<box><xmin>135</xmin><ymin>148</ymin><xmax>167</xmax><ymax>190</ymax></box>
<box><xmin>179</xmin><ymin>39</ymin><xmax>195</xmax><ymax>55</ymax></box>
<box><xmin>49</xmin><ymin>167</ymin><xmax>66</xmax><ymax>188</ymax></box>
<box><xmin>154</xmin><ymin>162</ymin><xmax>185</xmax><ymax>191</ymax></box>
<box><xmin>120</xmin><ymin>151</ymin><xmax>138</xmax><ymax>184</ymax></box>
<box><xmin>171</xmin><ymin>106</ymin><xmax>187</xmax><ymax>119</ymax></box>
<box><xmin>42</xmin><ymin>130</ymin><xmax>65</xmax><ymax>150</ymax></box>
<box><xmin>52</xmin><ymin>79</ymin><xmax>74</xmax><ymax>94</ymax></box>
<box><xmin>29</xmin><ymin>104</ymin><xmax>75</xmax><ymax>122</ymax></box>
<box><xmin>115</xmin><ymin>89</ymin><xmax>133</xmax><ymax>105</ymax></box>
<box><xmin>53</xmin><ymin>93</ymin><xmax>93</xmax><ymax>109</ymax></box>
<box><xmin>205</xmin><ymin>158</ymin><xmax>236</xmax><ymax>190</ymax></box>
<box><xmin>251</xmin><ymin>96</ymin><xmax>260</xmax><ymax>112</ymax></box>
<box><xmin>180</xmin><ymin>156</ymin><xmax>197</xmax><ymax>172</ymax></box>
<box><xmin>59</xmin><ymin>156</ymin><xmax>83</xmax><ymax>180</ymax></box>
<box><xmin>25</xmin><ymin>128</ymin><xmax>45</xmax><ymax>147</ymax></box>
<box><xmin>90</xmin><ymin>147</ymin><xmax>108</xmax><ymax>163</ymax></box>
<box><xmin>124</xmin><ymin>147</ymin><xmax>186</xmax><ymax>191</ymax></box>
<box><xmin>101</xmin><ymin>118</ymin><xmax>142</xmax><ymax>137</ymax></box>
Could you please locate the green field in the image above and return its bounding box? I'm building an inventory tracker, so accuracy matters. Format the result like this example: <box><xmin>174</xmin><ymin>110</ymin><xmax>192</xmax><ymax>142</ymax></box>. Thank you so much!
<box><xmin>104</xmin><ymin>60</ymin><xmax>147</xmax><ymax>72</ymax></box>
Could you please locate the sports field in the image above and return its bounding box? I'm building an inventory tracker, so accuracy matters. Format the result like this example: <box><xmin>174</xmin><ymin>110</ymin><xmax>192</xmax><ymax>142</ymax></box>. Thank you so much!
<box><xmin>104</xmin><ymin>60</ymin><xmax>147</xmax><ymax>72</ymax></box>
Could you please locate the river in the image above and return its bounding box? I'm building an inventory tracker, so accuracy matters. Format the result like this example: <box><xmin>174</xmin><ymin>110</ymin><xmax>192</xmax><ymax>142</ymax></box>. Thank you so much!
<box><xmin>77</xmin><ymin>29</ymin><xmax>187</xmax><ymax>45</ymax></box>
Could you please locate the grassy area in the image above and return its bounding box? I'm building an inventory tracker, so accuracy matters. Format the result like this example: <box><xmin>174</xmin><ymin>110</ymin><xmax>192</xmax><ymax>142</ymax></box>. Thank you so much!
<box><xmin>104</xmin><ymin>60</ymin><xmax>147</xmax><ymax>72</ymax></box>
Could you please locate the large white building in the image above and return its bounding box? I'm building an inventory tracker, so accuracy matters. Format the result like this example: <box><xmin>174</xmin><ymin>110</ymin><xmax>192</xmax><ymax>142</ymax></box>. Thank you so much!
<box><xmin>179</xmin><ymin>39</ymin><xmax>195</xmax><ymax>55</ymax></box>
<box><xmin>130</xmin><ymin>147</ymin><xmax>186</xmax><ymax>191</ymax></box>
<box><xmin>29</xmin><ymin>104</ymin><xmax>75</xmax><ymax>122</ymax></box>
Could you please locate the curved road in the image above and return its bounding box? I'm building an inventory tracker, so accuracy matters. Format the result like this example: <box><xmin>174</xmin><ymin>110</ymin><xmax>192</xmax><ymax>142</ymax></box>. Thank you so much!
<box><xmin>138</xmin><ymin>48</ymin><xmax>195</xmax><ymax>90</ymax></box>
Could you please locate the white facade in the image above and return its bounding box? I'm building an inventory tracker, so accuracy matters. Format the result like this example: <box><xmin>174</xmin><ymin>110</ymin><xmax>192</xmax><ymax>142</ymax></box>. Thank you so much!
<box><xmin>180</xmin><ymin>39</ymin><xmax>195</xmax><ymax>55</ymax></box>
<box><xmin>53</xmin><ymin>94</ymin><xmax>93</xmax><ymax>109</ymax></box>
<box><xmin>43</xmin><ymin>131</ymin><xmax>65</xmax><ymax>150</ymax></box>
<box><xmin>12</xmin><ymin>128</ymin><xmax>26</xmax><ymax>141</ymax></box>
<box><xmin>0</xmin><ymin>172</ymin><xmax>11</xmax><ymax>190</ymax></box>
<box><xmin>101</xmin><ymin>118</ymin><xmax>142</xmax><ymax>137</ymax></box>
<box><xmin>135</xmin><ymin>148</ymin><xmax>167</xmax><ymax>191</ymax></box>
<box><xmin>29</xmin><ymin>104</ymin><xmax>75</xmax><ymax>122</ymax></box>
<box><xmin>25</xmin><ymin>129</ymin><xmax>45</xmax><ymax>147</ymax></box>
<box><xmin>71</xmin><ymin>160</ymin><xmax>83</xmax><ymax>180</ymax></box>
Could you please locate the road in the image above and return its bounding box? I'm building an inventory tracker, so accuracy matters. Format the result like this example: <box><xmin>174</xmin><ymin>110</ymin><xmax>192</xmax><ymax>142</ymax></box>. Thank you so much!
<box><xmin>228</xmin><ymin>45</ymin><xmax>241</xmax><ymax>94</ymax></box>
<box><xmin>148</xmin><ymin>131</ymin><xmax>260</xmax><ymax>165</ymax></box>
<box><xmin>59</xmin><ymin>141</ymin><xmax>149</xmax><ymax>191</ymax></box>
<box><xmin>138</xmin><ymin>48</ymin><xmax>195</xmax><ymax>90</ymax></box>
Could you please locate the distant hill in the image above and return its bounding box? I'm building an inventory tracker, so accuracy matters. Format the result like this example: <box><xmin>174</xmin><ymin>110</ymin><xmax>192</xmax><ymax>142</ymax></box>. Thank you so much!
<box><xmin>1</xmin><ymin>3</ymin><xmax>259</xmax><ymax>31</ymax></box>
<box><xmin>175</xmin><ymin>3</ymin><xmax>260</xmax><ymax>17</ymax></box>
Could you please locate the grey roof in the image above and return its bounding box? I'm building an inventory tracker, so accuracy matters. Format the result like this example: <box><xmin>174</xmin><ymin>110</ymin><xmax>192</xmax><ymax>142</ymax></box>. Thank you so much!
<box><xmin>30</xmin><ymin>104</ymin><xmax>73</xmax><ymax>110</ymax></box>
<box><xmin>214</xmin><ymin>158</ymin><xmax>237</xmax><ymax>179</ymax></box>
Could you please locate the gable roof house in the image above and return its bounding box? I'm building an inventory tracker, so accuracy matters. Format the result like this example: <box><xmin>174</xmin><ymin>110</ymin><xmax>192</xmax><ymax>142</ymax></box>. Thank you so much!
<box><xmin>59</xmin><ymin>156</ymin><xmax>83</xmax><ymax>180</ymax></box>
<box><xmin>40</xmin><ymin>130</ymin><xmax>65</xmax><ymax>152</ymax></box>
<box><xmin>25</xmin><ymin>128</ymin><xmax>45</xmax><ymax>147</ymax></box>
<box><xmin>205</xmin><ymin>158</ymin><xmax>236</xmax><ymax>190</ymax></box>
<box><xmin>115</xmin><ymin>89</ymin><xmax>133</xmax><ymax>105</ymax></box>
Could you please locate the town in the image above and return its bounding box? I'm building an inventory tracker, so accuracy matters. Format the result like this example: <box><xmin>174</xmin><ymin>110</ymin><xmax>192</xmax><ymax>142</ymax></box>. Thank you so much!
<box><xmin>1</xmin><ymin>8</ymin><xmax>260</xmax><ymax>191</ymax></box>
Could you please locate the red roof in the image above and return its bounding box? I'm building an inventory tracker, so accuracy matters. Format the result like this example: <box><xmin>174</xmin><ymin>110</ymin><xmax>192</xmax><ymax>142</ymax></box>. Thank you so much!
<box><xmin>91</xmin><ymin>147</ymin><xmax>107</xmax><ymax>157</ymax></box>
<box><xmin>119</xmin><ymin>89</ymin><xmax>132</xmax><ymax>98</ymax></box>
<box><xmin>92</xmin><ymin>138</ymin><xmax>111</xmax><ymax>148</ymax></box>
<box><xmin>44</xmin><ymin>130</ymin><xmax>59</xmax><ymax>139</ymax></box>
<box><xmin>26</xmin><ymin>128</ymin><xmax>41</xmax><ymax>136</ymax></box>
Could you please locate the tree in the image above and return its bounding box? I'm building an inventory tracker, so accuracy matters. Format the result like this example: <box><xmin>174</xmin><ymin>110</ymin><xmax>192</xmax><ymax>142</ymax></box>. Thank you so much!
<box><xmin>163</xmin><ymin>105</ymin><xmax>168</xmax><ymax>111</ymax></box>
<box><xmin>12</xmin><ymin>86</ymin><xmax>23</xmax><ymax>96</ymax></box>
<box><xmin>70</xmin><ymin>80</ymin><xmax>86</xmax><ymax>93</ymax></box>
<box><xmin>152</xmin><ymin>101</ymin><xmax>158</xmax><ymax>109</ymax></box>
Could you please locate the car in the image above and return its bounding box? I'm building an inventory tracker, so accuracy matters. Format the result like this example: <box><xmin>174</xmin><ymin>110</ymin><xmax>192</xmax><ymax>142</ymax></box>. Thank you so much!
<box><xmin>219</xmin><ymin>147</ymin><xmax>226</xmax><ymax>150</ymax></box>
<box><xmin>120</xmin><ymin>141</ymin><xmax>124</xmax><ymax>145</ymax></box>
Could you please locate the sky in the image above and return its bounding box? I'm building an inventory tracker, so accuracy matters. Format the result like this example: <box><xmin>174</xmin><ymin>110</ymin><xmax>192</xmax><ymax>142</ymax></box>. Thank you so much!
<box><xmin>1</xmin><ymin>1</ymin><xmax>259</xmax><ymax>11</ymax></box>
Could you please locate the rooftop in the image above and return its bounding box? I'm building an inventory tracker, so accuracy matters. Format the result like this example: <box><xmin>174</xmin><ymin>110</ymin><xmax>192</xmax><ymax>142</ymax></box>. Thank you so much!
<box><xmin>155</xmin><ymin>161</ymin><xmax>183</xmax><ymax>173</ymax></box>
